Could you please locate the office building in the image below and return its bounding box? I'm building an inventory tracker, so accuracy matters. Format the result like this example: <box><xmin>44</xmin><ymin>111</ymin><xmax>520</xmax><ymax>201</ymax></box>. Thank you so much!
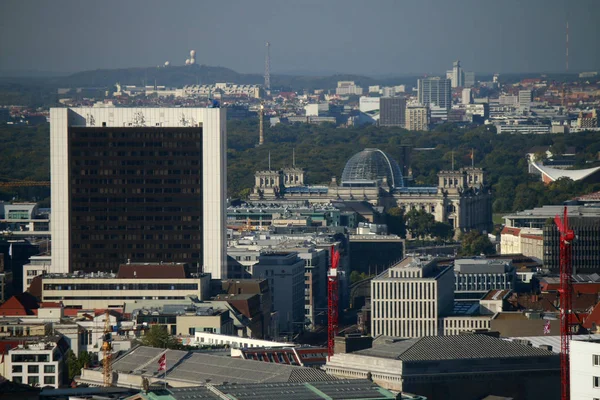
<box><xmin>40</xmin><ymin>263</ymin><xmax>211</xmax><ymax>309</ymax></box>
<box><xmin>518</xmin><ymin>90</ymin><xmax>532</xmax><ymax>112</ymax></box>
<box><xmin>50</xmin><ymin>107</ymin><xmax>227</xmax><ymax>278</ymax></box>
<box><xmin>464</xmin><ymin>71</ymin><xmax>476</xmax><ymax>88</ymax></box>
<box><xmin>450</xmin><ymin>60</ymin><xmax>463</xmax><ymax>88</ymax></box>
<box><xmin>417</xmin><ymin>77</ymin><xmax>452</xmax><ymax>109</ymax></box>
<box><xmin>405</xmin><ymin>104</ymin><xmax>429</xmax><ymax>131</ymax></box>
<box><xmin>453</xmin><ymin>259</ymin><xmax>516</xmax><ymax>293</ymax></box>
<box><xmin>379</xmin><ymin>97</ymin><xmax>406</xmax><ymax>127</ymax></box>
<box><xmin>5</xmin><ymin>336</ymin><xmax>68</xmax><ymax>388</ymax></box>
<box><xmin>570</xmin><ymin>338</ymin><xmax>600</xmax><ymax>399</ymax></box>
<box><xmin>359</xmin><ymin>97</ymin><xmax>380</xmax><ymax>113</ymax></box>
<box><xmin>462</xmin><ymin>88</ymin><xmax>472</xmax><ymax>104</ymax></box>
<box><xmin>252</xmin><ymin>252</ymin><xmax>305</xmax><ymax>335</ymax></box>
<box><xmin>577</xmin><ymin>109</ymin><xmax>598</xmax><ymax>128</ymax></box>
<box><xmin>371</xmin><ymin>256</ymin><xmax>454</xmax><ymax>337</ymax></box>
<box><xmin>325</xmin><ymin>334</ymin><xmax>560</xmax><ymax>399</ymax></box>
<box><xmin>336</xmin><ymin>81</ymin><xmax>364</xmax><ymax>96</ymax></box>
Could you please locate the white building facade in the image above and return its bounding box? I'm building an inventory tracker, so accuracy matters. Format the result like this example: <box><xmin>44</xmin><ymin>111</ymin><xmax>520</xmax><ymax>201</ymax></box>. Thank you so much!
<box><xmin>571</xmin><ymin>339</ymin><xmax>600</xmax><ymax>400</ymax></box>
<box><xmin>6</xmin><ymin>340</ymin><xmax>65</xmax><ymax>388</ymax></box>
<box><xmin>371</xmin><ymin>257</ymin><xmax>454</xmax><ymax>338</ymax></box>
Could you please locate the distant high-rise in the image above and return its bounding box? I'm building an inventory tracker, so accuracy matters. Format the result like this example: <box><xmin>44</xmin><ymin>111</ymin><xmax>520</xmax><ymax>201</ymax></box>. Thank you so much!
<box><xmin>451</xmin><ymin>60</ymin><xmax>463</xmax><ymax>88</ymax></box>
<box><xmin>518</xmin><ymin>90</ymin><xmax>532</xmax><ymax>112</ymax></box>
<box><xmin>379</xmin><ymin>97</ymin><xmax>407</xmax><ymax>127</ymax></box>
<box><xmin>462</xmin><ymin>88</ymin><xmax>472</xmax><ymax>105</ymax></box>
<box><xmin>417</xmin><ymin>77</ymin><xmax>452</xmax><ymax>109</ymax></box>
<box><xmin>464</xmin><ymin>71</ymin><xmax>476</xmax><ymax>88</ymax></box>
<box><xmin>405</xmin><ymin>104</ymin><xmax>430</xmax><ymax>131</ymax></box>
<box><xmin>50</xmin><ymin>107</ymin><xmax>228</xmax><ymax>278</ymax></box>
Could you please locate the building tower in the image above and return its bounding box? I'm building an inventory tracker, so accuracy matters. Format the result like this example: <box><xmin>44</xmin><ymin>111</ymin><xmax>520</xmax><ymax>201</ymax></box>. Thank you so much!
<box><xmin>259</xmin><ymin>103</ymin><xmax>264</xmax><ymax>145</ymax></box>
<box><xmin>50</xmin><ymin>107</ymin><xmax>228</xmax><ymax>279</ymax></box>
<box><xmin>264</xmin><ymin>42</ymin><xmax>271</xmax><ymax>90</ymax></box>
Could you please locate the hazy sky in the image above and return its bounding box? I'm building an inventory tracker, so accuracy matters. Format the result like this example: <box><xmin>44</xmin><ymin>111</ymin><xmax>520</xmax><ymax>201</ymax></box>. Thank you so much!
<box><xmin>1</xmin><ymin>0</ymin><xmax>598</xmax><ymax>75</ymax></box>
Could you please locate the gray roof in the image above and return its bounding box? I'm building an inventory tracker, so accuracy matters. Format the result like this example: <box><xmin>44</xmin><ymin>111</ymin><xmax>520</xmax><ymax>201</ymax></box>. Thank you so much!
<box><xmin>111</xmin><ymin>346</ymin><xmax>335</xmax><ymax>385</ymax></box>
<box><xmin>168</xmin><ymin>380</ymin><xmax>395</xmax><ymax>400</ymax></box>
<box><xmin>357</xmin><ymin>335</ymin><xmax>556</xmax><ymax>362</ymax></box>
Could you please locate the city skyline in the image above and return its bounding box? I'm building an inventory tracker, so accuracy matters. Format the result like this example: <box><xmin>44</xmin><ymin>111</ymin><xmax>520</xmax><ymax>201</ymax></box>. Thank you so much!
<box><xmin>1</xmin><ymin>0</ymin><xmax>599</xmax><ymax>76</ymax></box>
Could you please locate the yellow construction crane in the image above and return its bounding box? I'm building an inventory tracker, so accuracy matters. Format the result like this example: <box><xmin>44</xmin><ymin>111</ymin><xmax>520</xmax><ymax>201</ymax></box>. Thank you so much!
<box><xmin>101</xmin><ymin>310</ymin><xmax>113</xmax><ymax>387</ymax></box>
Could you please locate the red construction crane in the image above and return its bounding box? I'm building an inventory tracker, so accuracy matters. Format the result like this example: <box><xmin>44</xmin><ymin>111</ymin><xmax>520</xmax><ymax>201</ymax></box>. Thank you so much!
<box><xmin>327</xmin><ymin>245</ymin><xmax>340</xmax><ymax>360</ymax></box>
<box><xmin>554</xmin><ymin>206</ymin><xmax>575</xmax><ymax>400</ymax></box>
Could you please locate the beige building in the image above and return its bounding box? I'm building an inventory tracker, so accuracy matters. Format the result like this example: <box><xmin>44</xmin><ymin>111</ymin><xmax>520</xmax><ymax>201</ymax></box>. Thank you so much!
<box><xmin>405</xmin><ymin>104</ymin><xmax>429</xmax><ymax>131</ymax></box>
<box><xmin>41</xmin><ymin>267</ymin><xmax>210</xmax><ymax>309</ymax></box>
<box><xmin>371</xmin><ymin>257</ymin><xmax>454</xmax><ymax>338</ymax></box>
<box><xmin>500</xmin><ymin>227</ymin><xmax>543</xmax><ymax>260</ymax></box>
<box><xmin>442</xmin><ymin>315</ymin><xmax>492</xmax><ymax>335</ymax></box>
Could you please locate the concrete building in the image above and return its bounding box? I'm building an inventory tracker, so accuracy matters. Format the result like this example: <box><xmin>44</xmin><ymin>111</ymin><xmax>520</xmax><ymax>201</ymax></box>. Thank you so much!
<box><xmin>379</xmin><ymin>97</ymin><xmax>406</xmax><ymax>127</ymax></box>
<box><xmin>305</xmin><ymin>103</ymin><xmax>329</xmax><ymax>117</ymax></box>
<box><xmin>405</xmin><ymin>104</ymin><xmax>429</xmax><ymax>131</ymax></box>
<box><xmin>371</xmin><ymin>256</ymin><xmax>454</xmax><ymax>337</ymax></box>
<box><xmin>570</xmin><ymin>338</ymin><xmax>600</xmax><ymax>400</ymax></box>
<box><xmin>22</xmin><ymin>255</ymin><xmax>51</xmax><ymax>292</ymax></box>
<box><xmin>325</xmin><ymin>334</ymin><xmax>560</xmax><ymax>400</ymax></box>
<box><xmin>5</xmin><ymin>336</ymin><xmax>68</xmax><ymax>388</ymax></box>
<box><xmin>359</xmin><ymin>96</ymin><xmax>380</xmax><ymax>113</ymax></box>
<box><xmin>449</xmin><ymin>60</ymin><xmax>463</xmax><ymax>88</ymax></box>
<box><xmin>518</xmin><ymin>90</ymin><xmax>532</xmax><ymax>112</ymax></box>
<box><xmin>50</xmin><ymin>107</ymin><xmax>227</xmax><ymax>278</ymax></box>
<box><xmin>252</xmin><ymin>252</ymin><xmax>305</xmax><ymax>335</ymax></box>
<box><xmin>577</xmin><ymin>109</ymin><xmax>598</xmax><ymax>128</ymax></box>
<box><xmin>417</xmin><ymin>77</ymin><xmax>452</xmax><ymax>109</ymax></box>
<box><xmin>499</xmin><ymin>227</ymin><xmax>543</xmax><ymax>260</ymax></box>
<box><xmin>336</xmin><ymin>81</ymin><xmax>364</xmax><ymax>96</ymax></box>
<box><xmin>40</xmin><ymin>264</ymin><xmax>210</xmax><ymax>309</ymax></box>
<box><xmin>453</xmin><ymin>258</ymin><xmax>516</xmax><ymax>293</ymax></box>
<box><xmin>462</xmin><ymin>88</ymin><xmax>472</xmax><ymax>105</ymax></box>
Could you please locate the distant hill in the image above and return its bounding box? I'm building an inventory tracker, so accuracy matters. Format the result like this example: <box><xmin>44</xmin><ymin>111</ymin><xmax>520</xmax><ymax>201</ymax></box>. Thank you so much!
<box><xmin>48</xmin><ymin>64</ymin><xmax>418</xmax><ymax>91</ymax></box>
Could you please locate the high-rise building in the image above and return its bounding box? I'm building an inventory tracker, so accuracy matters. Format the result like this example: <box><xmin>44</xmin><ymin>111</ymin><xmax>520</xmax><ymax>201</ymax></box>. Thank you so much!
<box><xmin>379</xmin><ymin>97</ymin><xmax>406</xmax><ymax>127</ymax></box>
<box><xmin>417</xmin><ymin>77</ymin><xmax>452</xmax><ymax>109</ymax></box>
<box><xmin>461</xmin><ymin>88</ymin><xmax>472</xmax><ymax>105</ymax></box>
<box><xmin>445</xmin><ymin>60</ymin><xmax>464</xmax><ymax>88</ymax></box>
<box><xmin>518</xmin><ymin>90</ymin><xmax>532</xmax><ymax>112</ymax></box>
<box><xmin>370</xmin><ymin>256</ymin><xmax>454</xmax><ymax>338</ymax></box>
<box><xmin>50</xmin><ymin>107</ymin><xmax>227</xmax><ymax>278</ymax></box>
<box><xmin>405</xmin><ymin>104</ymin><xmax>429</xmax><ymax>131</ymax></box>
<box><xmin>464</xmin><ymin>71</ymin><xmax>475</xmax><ymax>88</ymax></box>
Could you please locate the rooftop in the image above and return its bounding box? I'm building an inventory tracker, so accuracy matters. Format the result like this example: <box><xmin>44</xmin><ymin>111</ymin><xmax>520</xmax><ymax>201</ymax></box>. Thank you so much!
<box><xmin>110</xmin><ymin>346</ymin><xmax>335</xmax><ymax>385</ymax></box>
<box><xmin>356</xmin><ymin>334</ymin><xmax>555</xmax><ymax>361</ymax></box>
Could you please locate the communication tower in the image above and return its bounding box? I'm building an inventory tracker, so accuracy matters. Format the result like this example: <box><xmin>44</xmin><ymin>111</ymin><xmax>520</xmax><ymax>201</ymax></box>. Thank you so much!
<box><xmin>264</xmin><ymin>42</ymin><xmax>271</xmax><ymax>90</ymax></box>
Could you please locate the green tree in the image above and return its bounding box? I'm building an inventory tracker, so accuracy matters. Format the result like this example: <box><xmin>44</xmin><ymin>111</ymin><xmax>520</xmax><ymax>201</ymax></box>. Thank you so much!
<box><xmin>404</xmin><ymin>208</ymin><xmax>435</xmax><ymax>240</ymax></box>
<box><xmin>431</xmin><ymin>221</ymin><xmax>454</xmax><ymax>243</ymax></box>
<box><xmin>459</xmin><ymin>230</ymin><xmax>495</xmax><ymax>256</ymax></box>
<box><xmin>141</xmin><ymin>325</ymin><xmax>179</xmax><ymax>349</ymax></box>
<box><xmin>385</xmin><ymin>207</ymin><xmax>406</xmax><ymax>237</ymax></box>
<box><xmin>65</xmin><ymin>350</ymin><xmax>94</xmax><ymax>381</ymax></box>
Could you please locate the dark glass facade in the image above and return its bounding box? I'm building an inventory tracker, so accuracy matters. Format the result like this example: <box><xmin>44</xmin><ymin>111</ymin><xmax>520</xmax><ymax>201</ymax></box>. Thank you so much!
<box><xmin>68</xmin><ymin>127</ymin><xmax>203</xmax><ymax>271</ymax></box>
<box><xmin>379</xmin><ymin>97</ymin><xmax>407</xmax><ymax>127</ymax></box>
<box><xmin>544</xmin><ymin>217</ymin><xmax>600</xmax><ymax>273</ymax></box>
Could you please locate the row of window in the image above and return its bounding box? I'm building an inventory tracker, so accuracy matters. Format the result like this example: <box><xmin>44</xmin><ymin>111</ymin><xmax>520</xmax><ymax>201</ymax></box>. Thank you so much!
<box><xmin>12</xmin><ymin>375</ymin><xmax>55</xmax><ymax>385</ymax></box>
<box><xmin>43</xmin><ymin>283</ymin><xmax>199</xmax><ymax>291</ymax></box>
<box><xmin>373</xmin><ymin>299</ymin><xmax>436</xmax><ymax>320</ymax></box>
<box><xmin>372</xmin><ymin>281</ymin><xmax>437</xmax><ymax>300</ymax></box>
<box><xmin>71</xmin><ymin>178</ymin><xmax>199</xmax><ymax>185</ymax></box>
<box><xmin>372</xmin><ymin>318</ymin><xmax>437</xmax><ymax>338</ymax></box>
<box><xmin>12</xmin><ymin>365</ymin><xmax>55</xmax><ymax>373</ymax></box>
<box><xmin>76</xmin><ymin>158</ymin><xmax>200</xmax><ymax>167</ymax></box>
<box><xmin>72</xmin><ymin>131</ymin><xmax>200</xmax><ymax>140</ymax></box>
<box><xmin>11</xmin><ymin>354</ymin><xmax>50</xmax><ymax>363</ymax></box>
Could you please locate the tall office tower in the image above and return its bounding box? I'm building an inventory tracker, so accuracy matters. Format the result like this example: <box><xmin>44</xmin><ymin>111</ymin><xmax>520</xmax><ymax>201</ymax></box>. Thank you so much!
<box><xmin>518</xmin><ymin>90</ymin><xmax>532</xmax><ymax>112</ymax></box>
<box><xmin>464</xmin><ymin>71</ymin><xmax>475</xmax><ymax>88</ymax></box>
<box><xmin>417</xmin><ymin>77</ymin><xmax>452</xmax><ymax>109</ymax></box>
<box><xmin>462</xmin><ymin>88</ymin><xmax>473</xmax><ymax>105</ymax></box>
<box><xmin>371</xmin><ymin>256</ymin><xmax>454</xmax><ymax>338</ymax></box>
<box><xmin>451</xmin><ymin>60</ymin><xmax>463</xmax><ymax>88</ymax></box>
<box><xmin>405</xmin><ymin>104</ymin><xmax>430</xmax><ymax>131</ymax></box>
<box><xmin>50</xmin><ymin>107</ymin><xmax>228</xmax><ymax>278</ymax></box>
<box><xmin>379</xmin><ymin>97</ymin><xmax>407</xmax><ymax>127</ymax></box>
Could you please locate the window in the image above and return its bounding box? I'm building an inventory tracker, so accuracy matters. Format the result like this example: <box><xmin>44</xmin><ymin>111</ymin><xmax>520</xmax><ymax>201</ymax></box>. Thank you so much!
<box><xmin>44</xmin><ymin>376</ymin><xmax>55</xmax><ymax>385</ymax></box>
<box><xmin>44</xmin><ymin>365</ymin><xmax>55</xmax><ymax>374</ymax></box>
<box><xmin>594</xmin><ymin>354</ymin><xmax>600</xmax><ymax>366</ymax></box>
<box><xmin>594</xmin><ymin>376</ymin><xmax>600</xmax><ymax>388</ymax></box>
<box><xmin>28</xmin><ymin>365</ymin><xmax>39</xmax><ymax>374</ymax></box>
<box><xmin>188</xmin><ymin>328</ymin><xmax>195</xmax><ymax>335</ymax></box>
<box><xmin>28</xmin><ymin>376</ymin><xmax>39</xmax><ymax>386</ymax></box>
<box><xmin>12</xmin><ymin>365</ymin><xmax>22</xmax><ymax>373</ymax></box>
<box><xmin>13</xmin><ymin>377</ymin><xmax>22</xmax><ymax>384</ymax></box>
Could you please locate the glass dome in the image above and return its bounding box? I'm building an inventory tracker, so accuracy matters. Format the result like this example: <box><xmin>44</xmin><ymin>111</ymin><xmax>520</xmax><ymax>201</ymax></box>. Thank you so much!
<box><xmin>341</xmin><ymin>148</ymin><xmax>404</xmax><ymax>188</ymax></box>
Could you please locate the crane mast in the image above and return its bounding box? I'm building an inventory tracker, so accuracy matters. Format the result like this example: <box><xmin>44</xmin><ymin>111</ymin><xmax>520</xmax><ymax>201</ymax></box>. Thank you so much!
<box><xmin>327</xmin><ymin>246</ymin><xmax>340</xmax><ymax>360</ymax></box>
<box><xmin>554</xmin><ymin>206</ymin><xmax>574</xmax><ymax>400</ymax></box>
<box><xmin>102</xmin><ymin>310</ymin><xmax>113</xmax><ymax>387</ymax></box>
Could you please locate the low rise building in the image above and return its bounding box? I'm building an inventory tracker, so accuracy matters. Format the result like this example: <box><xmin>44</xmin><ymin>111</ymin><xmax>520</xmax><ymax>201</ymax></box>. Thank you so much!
<box><xmin>570</xmin><ymin>338</ymin><xmax>600</xmax><ymax>399</ymax></box>
<box><xmin>40</xmin><ymin>263</ymin><xmax>210</xmax><ymax>309</ymax></box>
<box><xmin>454</xmin><ymin>258</ymin><xmax>516</xmax><ymax>293</ymax></box>
<box><xmin>4</xmin><ymin>336</ymin><xmax>68</xmax><ymax>388</ymax></box>
<box><xmin>325</xmin><ymin>334</ymin><xmax>560</xmax><ymax>400</ymax></box>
